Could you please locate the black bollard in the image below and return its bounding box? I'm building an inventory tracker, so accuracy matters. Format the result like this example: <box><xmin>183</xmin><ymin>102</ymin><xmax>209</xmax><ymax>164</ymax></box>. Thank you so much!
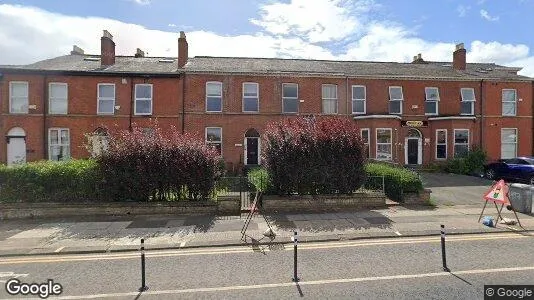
<box><xmin>292</xmin><ymin>231</ymin><xmax>300</xmax><ymax>282</ymax></box>
<box><xmin>139</xmin><ymin>238</ymin><xmax>148</xmax><ymax>291</ymax></box>
<box><xmin>441</xmin><ymin>225</ymin><xmax>449</xmax><ymax>272</ymax></box>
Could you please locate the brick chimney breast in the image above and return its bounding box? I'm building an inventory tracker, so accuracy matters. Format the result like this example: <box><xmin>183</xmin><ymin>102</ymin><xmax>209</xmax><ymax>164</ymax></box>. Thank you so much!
<box><xmin>101</xmin><ymin>30</ymin><xmax>116</xmax><ymax>66</ymax></box>
<box><xmin>178</xmin><ymin>31</ymin><xmax>188</xmax><ymax>68</ymax></box>
<box><xmin>453</xmin><ymin>43</ymin><xmax>466</xmax><ymax>71</ymax></box>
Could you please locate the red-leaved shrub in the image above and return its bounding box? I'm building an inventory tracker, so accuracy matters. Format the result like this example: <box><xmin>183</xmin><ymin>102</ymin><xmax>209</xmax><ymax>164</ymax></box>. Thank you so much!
<box><xmin>263</xmin><ymin>116</ymin><xmax>366</xmax><ymax>195</ymax></box>
<box><xmin>97</xmin><ymin>125</ymin><xmax>222</xmax><ymax>201</ymax></box>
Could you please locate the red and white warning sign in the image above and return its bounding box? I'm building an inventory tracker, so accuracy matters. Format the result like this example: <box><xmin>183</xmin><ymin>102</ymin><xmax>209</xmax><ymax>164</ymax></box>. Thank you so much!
<box><xmin>483</xmin><ymin>179</ymin><xmax>509</xmax><ymax>204</ymax></box>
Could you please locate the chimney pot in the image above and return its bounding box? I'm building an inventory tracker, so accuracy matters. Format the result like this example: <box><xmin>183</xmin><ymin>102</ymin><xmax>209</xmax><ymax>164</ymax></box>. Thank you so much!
<box><xmin>101</xmin><ymin>30</ymin><xmax>116</xmax><ymax>66</ymax></box>
<box><xmin>71</xmin><ymin>45</ymin><xmax>85</xmax><ymax>55</ymax></box>
<box><xmin>103</xmin><ymin>30</ymin><xmax>114</xmax><ymax>40</ymax></box>
<box><xmin>135</xmin><ymin>48</ymin><xmax>145</xmax><ymax>58</ymax></box>
<box><xmin>455</xmin><ymin>43</ymin><xmax>465</xmax><ymax>51</ymax></box>
<box><xmin>453</xmin><ymin>42</ymin><xmax>466</xmax><ymax>71</ymax></box>
<box><xmin>180</xmin><ymin>31</ymin><xmax>186</xmax><ymax>38</ymax></box>
<box><xmin>417</xmin><ymin>53</ymin><xmax>422</xmax><ymax>59</ymax></box>
<box><xmin>178</xmin><ymin>31</ymin><xmax>188</xmax><ymax>68</ymax></box>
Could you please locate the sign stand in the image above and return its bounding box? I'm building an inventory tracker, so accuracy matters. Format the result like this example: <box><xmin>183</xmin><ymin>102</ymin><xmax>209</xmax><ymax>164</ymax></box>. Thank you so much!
<box><xmin>478</xmin><ymin>180</ymin><xmax>522</xmax><ymax>227</ymax></box>
<box><xmin>241</xmin><ymin>191</ymin><xmax>275</xmax><ymax>242</ymax></box>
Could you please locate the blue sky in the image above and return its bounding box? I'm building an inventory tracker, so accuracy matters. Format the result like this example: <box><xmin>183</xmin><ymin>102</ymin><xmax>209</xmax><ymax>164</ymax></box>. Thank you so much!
<box><xmin>1</xmin><ymin>0</ymin><xmax>533</xmax><ymax>76</ymax></box>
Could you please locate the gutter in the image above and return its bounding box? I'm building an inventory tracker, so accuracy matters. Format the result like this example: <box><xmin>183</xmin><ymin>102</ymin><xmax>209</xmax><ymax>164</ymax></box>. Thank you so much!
<box><xmin>480</xmin><ymin>80</ymin><xmax>484</xmax><ymax>149</ymax></box>
<box><xmin>0</xmin><ymin>68</ymin><xmax>183</xmax><ymax>78</ymax></box>
<box><xmin>42</xmin><ymin>75</ymin><xmax>48</xmax><ymax>160</ymax></box>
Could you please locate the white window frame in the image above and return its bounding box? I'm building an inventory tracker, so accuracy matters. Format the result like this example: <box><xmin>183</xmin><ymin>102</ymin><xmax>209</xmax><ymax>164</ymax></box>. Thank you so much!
<box><xmin>453</xmin><ymin>129</ymin><xmax>470</xmax><ymax>157</ymax></box>
<box><xmin>97</xmin><ymin>83</ymin><xmax>116</xmax><ymax>115</ymax></box>
<box><xmin>134</xmin><ymin>84</ymin><xmax>153</xmax><ymax>115</ymax></box>
<box><xmin>435</xmin><ymin>129</ymin><xmax>447</xmax><ymax>160</ymax></box>
<box><xmin>48</xmin><ymin>82</ymin><xmax>68</xmax><ymax>115</ymax></box>
<box><xmin>321</xmin><ymin>84</ymin><xmax>338</xmax><ymax>114</ymax></box>
<box><xmin>460</xmin><ymin>88</ymin><xmax>475</xmax><ymax>115</ymax></box>
<box><xmin>242</xmin><ymin>82</ymin><xmax>259</xmax><ymax>113</ymax></box>
<box><xmin>205</xmin><ymin>127</ymin><xmax>223</xmax><ymax>156</ymax></box>
<box><xmin>375</xmin><ymin>128</ymin><xmax>392</xmax><ymax>161</ymax></box>
<box><xmin>282</xmin><ymin>83</ymin><xmax>299</xmax><ymax>114</ymax></box>
<box><xmin>424</xmin><ymin>87</ymin><xmax>439</xmax><ymax>116</ymax></box>
<box><xmin>360</xmin><ymin>128</ymin><xmax>370</xmax><ymax>158</ymax></box>
<box><xmin>9</xmin><ymin>81</ymin><xmax>29</xmax><ymax>114</ymax></box>
<box><xmin>502</xmin><ymin>89</ymin><xmax>517</xmax><ymax>117</ymax></box>
<box><xmin>501</xmin><ymin>128</ymin><xmax>517</xmax><ymax>159</ymax></box>
<box><xmin>206</xmin><ymin>81</ymin><xmax>223</xmax><ymax>113</ymax></box>
<box><xmin>48</xmin><ymin>128</ymin><xmax>70</xmax><ymax>161</ymax></box>
<box><xmin>352</xmin><ymin>85</ymin><xmax>366</xmax><ymax>114</ymax></box>
<box><xmin>388</xmin><ymin>86</ymin><xmax>403</xmax><ymax>115</ymax></box>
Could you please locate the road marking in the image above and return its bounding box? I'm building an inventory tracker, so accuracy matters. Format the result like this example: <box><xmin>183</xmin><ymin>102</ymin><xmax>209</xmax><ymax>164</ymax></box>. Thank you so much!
<box><xmin>54</xmin><ymin>246</ymin><xmax>65</xmax><ymax>253</ymax></box>
<box><xmin>180</xmin><ymin>241</ymin><xmax>186</xmax><ymax>247</ymax></box>
<box><xmin>0</xmin><ymin>232</ymin><xmax>530</xmax><ymax>265</ymax></box>
<box><xmin>0</xmin><ymin>271</ymin><xmax>28</xmax><ymax>283</ymax></box>
<box><xmin>11</xmin><ymin>265</ymin><xmax>534</xmax><ymax>299</ymax></box>
<box><xmin>394</xmin><ymin>231</ymin><xmax>402</xmax><ymax>236</ymax></box>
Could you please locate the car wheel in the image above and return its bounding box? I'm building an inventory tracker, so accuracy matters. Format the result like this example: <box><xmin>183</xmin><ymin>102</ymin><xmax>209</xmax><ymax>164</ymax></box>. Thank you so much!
<box><xmin>485</xmin><ymin>168</ymin><xmax>496</xmax><ymax>180</ymax></box>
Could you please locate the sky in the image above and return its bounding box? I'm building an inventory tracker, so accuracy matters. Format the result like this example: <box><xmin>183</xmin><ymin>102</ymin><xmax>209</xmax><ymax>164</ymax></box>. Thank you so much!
<box><xmin>1</xmin><ymin>0</ymin><xmax>534</xmax><ymax>76</ymax></box>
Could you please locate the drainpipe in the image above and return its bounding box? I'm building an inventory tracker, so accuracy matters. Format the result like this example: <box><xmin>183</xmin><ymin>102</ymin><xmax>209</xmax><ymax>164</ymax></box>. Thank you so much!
<box><xmin>43</xmin><ymin>75</ymin><xmax>48</xmax><ymax>160</ymax></box>
<box><xmin>479</xmin><ymin>79</ymin><xmax>484</xmax><ymax>150</ymax></box>
<box><xmin>181</xmin><ymin>73</ymin><xmax>185</xmax><ymax>134</ymax></box>
<box><xmin>345</xmin><ymin>76</ymin><xmax>349</xmax><ymax>115</ymax></box>
<box><xmin>129</xmin><ymin>77</ymin><xmax>134</xmax><ymax>131</ymax></box>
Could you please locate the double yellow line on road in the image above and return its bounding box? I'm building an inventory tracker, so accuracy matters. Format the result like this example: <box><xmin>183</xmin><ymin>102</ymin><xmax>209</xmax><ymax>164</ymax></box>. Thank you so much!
<box><xmin>0</xmin><ymin>232</ymin><xmax>531</xmax><ymax>265</ymax></box>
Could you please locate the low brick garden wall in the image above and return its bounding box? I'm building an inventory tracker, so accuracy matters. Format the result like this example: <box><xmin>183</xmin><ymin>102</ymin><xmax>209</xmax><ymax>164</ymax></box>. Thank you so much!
<box><xmin>261</xmin><ymin>192</ymin><xmax>386</xmax><ymax>213</ymax></box>
<box><xmin>0</xmin><ymin>197</ymin><xmax>240</xmax><ymax>220</ymax></box>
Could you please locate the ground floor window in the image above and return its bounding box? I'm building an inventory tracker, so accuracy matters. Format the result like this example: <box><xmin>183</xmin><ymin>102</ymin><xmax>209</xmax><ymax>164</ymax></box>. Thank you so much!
<box><xmin>435</xmin><ymin>129</ymin><xmax>447</xmax><ymax>159</ymax></box>
<box><xmin>501</xmin><ymin>128</ymin><xmax>517</xmax><ymax>159</ymax></box>
<box><xmin>376</xmin><ymin>128</ymin><xmax>392</xmax><ymax>160</ymax></box>
<box><xmin>360</xmin><ymin>128</ymin><xmax>370</xmax><ymax>158</ymax></box>
<box><xmin>49</xmin><ymin>128</ymin><xmax>70</xmax><ymax>161</ymax></box>
<box><xmin>453</xmin><ymin>129</ymin><xmax>469</xmax><ymax>157</ymax></box>
<box><xmin>205</xmin><ymin>127</ymin><xmax>222</xmax><ymax>155</ymax></box>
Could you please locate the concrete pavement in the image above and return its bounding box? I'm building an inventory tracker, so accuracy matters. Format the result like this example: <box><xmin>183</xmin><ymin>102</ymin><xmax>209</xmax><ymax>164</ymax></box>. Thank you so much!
<box><xmin>420</xmin><ymin>172</ymin><xmax>494</xmax><ymax>206</ymax></box>
<box><xmin>0</xmin><ymin>203</ymin><xmax>533</xmax><ymax>257</ymax></box>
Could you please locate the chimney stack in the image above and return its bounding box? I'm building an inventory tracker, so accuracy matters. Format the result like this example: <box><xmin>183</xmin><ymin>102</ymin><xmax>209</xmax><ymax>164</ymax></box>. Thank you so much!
<box><xmin>135</xmin><ymin>48</ymin><xmax>145</xmax><ymax>58</ymax></box>
<box><xmin>101</xmin><ymin>30</ymin><xmax>116</xmax><ymax>66</ymax></box>
<box><xmin>411</xmin><ymin>53</ymin><xmax>425</xmax><ymax>64</ymax></box>
<box><xmin>178</xmin><ymin>31</ymin><xmax>188</xmax><ymax>68</ymax></box>
<box><xmin>453</xmin><ymin>43</ymin><xmax>466</xmax><ymax>71</ymax></box>
<box><xmin>71</xmin><ymin>45</ymin><xmax>85</xmax><ymax>55</ymax></box>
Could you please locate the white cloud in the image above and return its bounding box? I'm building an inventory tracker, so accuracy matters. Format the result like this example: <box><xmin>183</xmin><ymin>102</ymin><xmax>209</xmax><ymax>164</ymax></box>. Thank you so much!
<box><xmin>480</xmin><ymin>9</ymin><xmax>499</xmax><ymax>21</ymax></box>
<box><xmin>477</xmin><ymin>0</ymin><xmax>487</xmax><ymax>5</ymax></box>
<box><xmin>130</xmin><ymin>0</ymin><xmax>151</xmax><ymax>5</ymax></box>
<box><xmin>168</xmin><ymin>23</ymin><xmax>176</xmax><ymax>27</ymax></box>
<box><xmin>457</xmin><ymin>5</ymin><xmax>470</xmax><ymax>17</ymax></box>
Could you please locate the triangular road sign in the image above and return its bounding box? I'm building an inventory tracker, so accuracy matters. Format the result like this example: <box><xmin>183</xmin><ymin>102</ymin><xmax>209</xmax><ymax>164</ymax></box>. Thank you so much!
<box><xmin>483</xmin><ymin>179</ymin><xmax>509</xmax><ymax>204</ymax></box>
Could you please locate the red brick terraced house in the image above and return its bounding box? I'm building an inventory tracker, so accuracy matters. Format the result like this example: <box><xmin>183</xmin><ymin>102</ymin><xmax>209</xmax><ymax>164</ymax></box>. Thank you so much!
<box><xmin>1</xmin><ymin>30</ymin><xmax>533</xmax><ymax>171</ymax></box>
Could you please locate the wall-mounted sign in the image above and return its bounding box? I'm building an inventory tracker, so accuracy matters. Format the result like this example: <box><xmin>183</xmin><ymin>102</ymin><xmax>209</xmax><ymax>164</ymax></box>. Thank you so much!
<box><xmin>401</xmin><ymin>120</ymin><xmax>428</xmax><ymax>127</ymax></box>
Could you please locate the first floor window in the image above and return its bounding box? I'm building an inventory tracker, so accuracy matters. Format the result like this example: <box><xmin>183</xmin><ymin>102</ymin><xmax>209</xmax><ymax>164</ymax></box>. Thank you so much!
<box><xmin>376</xmin><ymin>128</ymin><xmax>392</xmax><ymax>160</ymax></box>
<box><xmin>454</xmin><ymin>129</ymin><xmax>469</xmax><ymax>157</ymax></box>
<box><xmin>322</xmin><ymin>84</ymin><xmax>338</xmax><ymax>114</ymax></box>
<box><xmin>460</xmin><ymin>88</ymin><xmax>475</xmax><ymax>115</ymax></box>
<box><xmin>425</xmin><ymin>87</ymin><xmax>439</xmax><ymax>115</ymax></box>
<box><xmin>243</xmin><ymin>82</ymin><xmax>259</xmax><ymax>112</ymax></box>
<box><xmin>282</xmin><ymin>83</ymin><xmax>298</xmax><ymax>113</ymax></box>
<box><xmin>502</xmin><ymin>89</ymin><xmax>517</xmax><ymax>116</ymax></box>
<box><xmin>206</xmin><ymin>82</ymin><xmax>223</xmax><ymax>112</ymax></box>
<box><xmin>436</xmin><ymin>129</ymin><xmax>447</xmax><ymax>159</ymax></box>
<box><xmin>352</xmin><ymin>85</ymin><xmax>366</xmax><ymax>114</ymax></box>
<box><xmin>135</xmin><ymin>84</ymin><xmax>153</xmax><ymax>115</ymax></box>
<box><xmin>98</xmin><ymin>84</ymin><xmax>115</xmax><ymax>114</ymax></box>
<box><xmin>389</xmin><ymin>86</ymin><xmax>403</xmax><ymax>114</ymax></box>
<box><xmin>361</xmin><ymin>128</ymin><xmax>370</xmax><ymax>158</ymax></box>
<box><xmin>206</xmin><ymin>127</ymin><xmax>222</xmax><ymax>155</ymax></box>
<box><xmin>501</xmin><ymin>128</ymin><xmax>517</xmax><ymax>159</ymax></box>
<box><xmin>49</xmin><ymin>128</ymin><xmax>70</xmax><ymax>161</ymax></box>
<box><xmin>9</xmin><ymin>81</ymin><xmax>29</xmax><ymax>114</ymax></box>
<box><xmin>49</xmin><ymin>83</ymin><xmax>68</xmax><ymax>114</ymax></box>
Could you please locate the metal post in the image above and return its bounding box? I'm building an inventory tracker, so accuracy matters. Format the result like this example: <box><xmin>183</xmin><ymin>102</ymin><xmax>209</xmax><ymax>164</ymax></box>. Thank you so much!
<box><xmin>139</xmin><ymin>238</ymin><xmax>148</xmax><ymax>291</ymax></box>
<box><xmin>441</xmin><ymin>225</ymin><xmax>449</xmax><ymax>272</ymax></box>
<box><xmin>292</xmin><ymin>231</ymin><xmax>299</xmax><ymax>282</ymax></box>
<box><xmin>382</xmin><ymin>176</ymin><xmax>385</xmax><ymax>195</ymax></box>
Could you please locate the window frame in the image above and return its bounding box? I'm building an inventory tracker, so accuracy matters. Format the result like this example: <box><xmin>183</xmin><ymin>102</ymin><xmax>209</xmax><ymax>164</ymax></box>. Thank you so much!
<box><xmin>48</xmin><ymin>128</ymin><xmax>70</xmax><ymax>161</ymax></box>
<box><xmin>352</xmin><ymin>85</ymin><xmax>366</xmax><ymax>114</ymax></box>
<box><xmin>242</xmin><ymin>82</ymin><xmax>259</xmax><ymax>113</ymax></box>
<box><xmin>388</xmin><ymin>86</ymin><xmax>403</xmax><ymax>115</ymax></box>
<box><xmin>97</xmin><ymin>83</ymin><xmax>116</xmax><ymax>115</ymax></box>
<box><xmin>375</xmin><ymin>128</ymin><xmax>393</xmax><ymax>161</ymax></box>
<box><xmin>206</xmin><ymin>81</ymin><xmax>223</xmax><ymax>113</ymax></box>
<box><xmin>435</xmin><ymin>129</ymin><xmax>447</xmax><ymax>160</ymax></box>
<box><xmin>460</xmin><ymin>88</ymin><xmax>476</xmax><ymax>115</ymax></box>
<box><xmin>360</xmin><ymin>128</ymin><xmax>370</xmax><ymax>158</ymax></box>
<box><xmin>424</xmin><ymin>87</ymin><xmax>439</xmax><ymax>116</ymax></box>
<box><xmin>502</xmin><ymin>89</ymin><xmax>517</xmax><ymax>117</ymax></box>
<box><xmin>48</xmin><ymin>82</ymin><xmax>68</xmax><ymax>115</ymax></box>
<box><xmin>321</xmin><ymin>84</ymin><xmax>338</xmax><ymax>114</ymax></box>
<box><xmin>453</xmin><ymin>129</ymin><xmax>470</xmax><ymax>157</ymax></box>
<box><xmin>205</xmin><ymin>127</ymin><xmax>223</xmax><ymax>156</ymax></box>
<box><xmin>134</xmin><ymin>83</ymin><xmax>153</xmax><ymax>116</ymax></box>
<box><xmin>9</xmin><ymin>81</ymin><xmax>29</xmax><ymax>114</ymax></box>
<box><xmin>282</xmin><ymin>83</ymin><xmax>299</xmax><ymax>114</ymax></box>
<box><xmin>500</xmin><ymin>128</ymin><xmax>517</xmax><ymax>159</ymax></box>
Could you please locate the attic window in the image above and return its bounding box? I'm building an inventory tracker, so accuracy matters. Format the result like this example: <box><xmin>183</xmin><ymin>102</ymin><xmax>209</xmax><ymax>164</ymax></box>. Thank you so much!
<box><xmin>158</xmin><ymin>59</ymin><xmax>175</xmax><ymax>63</ymax></box>
<box><xmin>84</xmin><ymin>57</ymin><xmax>100</xmax><ymax>61</ymax></box>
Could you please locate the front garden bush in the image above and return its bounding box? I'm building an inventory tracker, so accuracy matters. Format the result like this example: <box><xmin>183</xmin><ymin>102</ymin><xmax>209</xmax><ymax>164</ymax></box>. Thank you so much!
<box><xmin>263</xmin><ymin>117</ymin><xmax>366</xmax><ymax>195</ymax></box>
<box><xmin>364</xmin><ymin>162</ymin><xmax>423</xmax><ymax>202</ymax></box>
<box><xmin>444</xmin><ymin>146</ymin><xmax>487</xmax><ymax>176</ymax></box>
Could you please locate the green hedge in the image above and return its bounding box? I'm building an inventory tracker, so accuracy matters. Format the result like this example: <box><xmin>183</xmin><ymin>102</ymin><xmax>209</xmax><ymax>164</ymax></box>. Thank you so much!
<box><xmin>0</xmin><ymin>160</ymin><xmax>100</xmax><ymax>203</ymax></box>
<box><xmin>364</xmin><ymin>162</ymin><xmax>423</xmax><ymax>202</ymax></box>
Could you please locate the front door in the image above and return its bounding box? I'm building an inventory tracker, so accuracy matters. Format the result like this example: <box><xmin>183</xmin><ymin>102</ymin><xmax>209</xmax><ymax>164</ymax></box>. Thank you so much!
<box><xmin>7</xmin><ymin>137</ymin><xmax>26</xmax><ymax>166</ymax></box>
<box><xmin>245</xmin><ymin>137</ymin><xmax>259</xmax><ymax>165</ymax></box>
<box><xmin>407</xmin><ymin>138</ymin><xmax>418</xmax><ymax>165</ymax></box>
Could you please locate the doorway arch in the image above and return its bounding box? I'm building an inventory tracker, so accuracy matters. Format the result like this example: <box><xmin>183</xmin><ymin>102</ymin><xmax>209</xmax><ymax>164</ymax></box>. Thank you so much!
<box><xmin>6</xmin><ymin>127</ymin><xmax>26</xmax><ymax>166</ymax></box>
<box><xmin>405</xmin><ymin>128</ymin><xmax>422</xmax><ymax>165</ymax></box>
<box><xmin>244</xmin><ymin>128</ymin><xmax>260</xmax><ymax>165</ymax></box>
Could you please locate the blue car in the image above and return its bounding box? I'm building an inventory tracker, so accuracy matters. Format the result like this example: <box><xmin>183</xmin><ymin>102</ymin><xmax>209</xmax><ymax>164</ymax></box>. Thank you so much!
<box><xmin>484</xmin><ymin>157</ymin><xmax>534</xmax><ymax>185</ymax></box>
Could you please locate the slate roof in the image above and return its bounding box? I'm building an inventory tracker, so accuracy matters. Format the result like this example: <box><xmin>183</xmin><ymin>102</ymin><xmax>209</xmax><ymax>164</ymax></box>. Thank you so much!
<box><xmin>1</xmin><ymin>54</ymin><xmax>531</xmax><ymax>81</ymax></box>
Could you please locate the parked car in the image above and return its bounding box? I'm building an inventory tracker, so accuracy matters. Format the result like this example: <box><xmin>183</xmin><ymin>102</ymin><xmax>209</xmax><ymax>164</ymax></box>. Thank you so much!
<box><xmin>484</xmin><ymin>157</ymin><xmax>534</xmax><ymax>185</ymax></box>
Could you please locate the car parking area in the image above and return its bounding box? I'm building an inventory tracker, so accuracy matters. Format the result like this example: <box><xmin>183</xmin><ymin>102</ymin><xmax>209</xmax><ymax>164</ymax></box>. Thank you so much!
<box><xmin>420</xmin><ymin>172</ymin><xmax>494</xmax><ymax>206</ymax></box>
